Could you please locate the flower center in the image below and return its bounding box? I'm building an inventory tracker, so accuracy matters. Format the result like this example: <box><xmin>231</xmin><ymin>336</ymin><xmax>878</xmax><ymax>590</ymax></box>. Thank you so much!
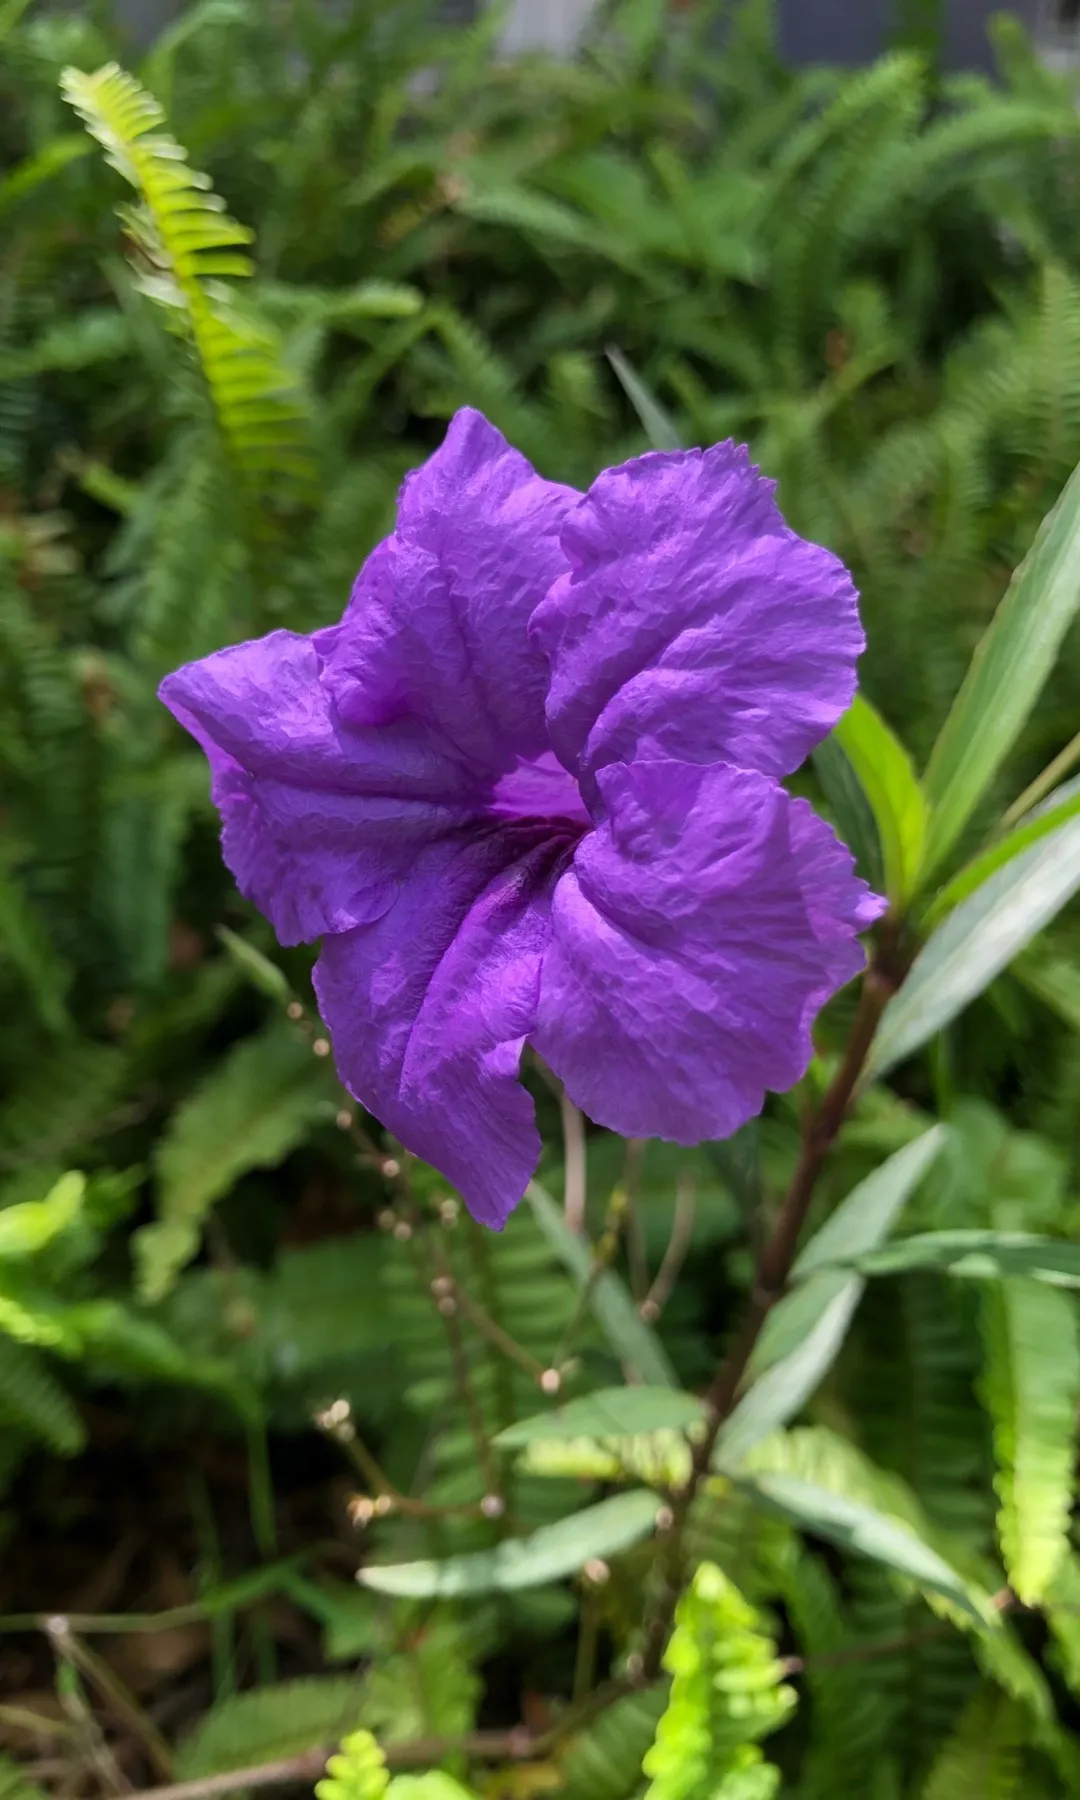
<box><xmin>488</xmin><ymin>751</ymin><xmax>591</xmax><ymax>830</ymax></box>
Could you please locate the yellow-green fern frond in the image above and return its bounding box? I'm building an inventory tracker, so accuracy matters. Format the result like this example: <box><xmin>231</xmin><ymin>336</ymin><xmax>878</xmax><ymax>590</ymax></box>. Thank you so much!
<box><xmin>59</xmin><ymin>62</ymin><xmax>317</xmax><ymax>514</ymax></box>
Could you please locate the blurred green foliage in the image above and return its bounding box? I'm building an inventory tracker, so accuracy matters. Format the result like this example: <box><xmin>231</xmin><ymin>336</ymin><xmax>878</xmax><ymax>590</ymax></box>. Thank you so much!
<box><xmin>6</xmin><ymin>1</ymin><xmax>1080</xmax><ymax>1795</ymax></box>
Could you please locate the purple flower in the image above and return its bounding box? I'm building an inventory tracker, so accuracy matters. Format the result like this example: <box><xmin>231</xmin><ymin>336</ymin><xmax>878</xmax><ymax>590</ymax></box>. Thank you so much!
<box><xmin>161</xmin><ymin>409</ymin><xmax>882</xmax><ymax>1228</ymax></box>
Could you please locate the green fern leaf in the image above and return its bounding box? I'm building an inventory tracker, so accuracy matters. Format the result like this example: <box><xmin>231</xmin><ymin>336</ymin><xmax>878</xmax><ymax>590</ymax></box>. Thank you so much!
<box><xmin>919</xmin><ymin>1688</ymin><xmax>1025</xmax><ymax>1800</ymax></box>
<box><xmin>643</xmin><ymin>1561</ymin><xmax>794</xmax><ymax>1800</ymax></box>
<box><xmin>178</xmin><ymin>1677</ymin><xmax>366</xmax><ymax>1777</ymax></box>
<box><xmin>137</xmin><ymin>1019</ymin><xmax>335</xmax><ymax>1302</ymax></box>
<box><xmin>557</xmin><ymin>1688</ymin><xmax>668</xmax><ymax>1800</ymax></box>
<box><xmin>59</xmin><ymin>62</ymin><xmax>317</xmax><ymax>514</ymax></box>
<box><xmin>978</xmin><ymin>1278</ymin><xmax>1080</xmax><ymax>1603</ymax></box>
<box><xmin>0</xmin><ymin>1334</ymin><xmax>83</xmax><ymax>1453</ymax></box>
<box><xmin>317</xmin><ymin>1731</ymin><xmax>389</xmax><ymax>1800</ymax></box>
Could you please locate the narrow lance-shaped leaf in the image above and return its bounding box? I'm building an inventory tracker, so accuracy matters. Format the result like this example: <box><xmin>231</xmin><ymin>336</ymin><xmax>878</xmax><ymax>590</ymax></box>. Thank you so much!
<box><xmin>922</xmin><ymin>776</ymin><xmax>1080</xmax><ymax>927</ymax></box>
<box><xmin>606</xmin><ymin>347</ymin><xmax>683</xmax><ymax>451</ymax></box>
<box><xmin>720</xmin><ymin>1128</ymin><xmax>948</xmax><ymax>1466</ymax></box>
<box><xmin>846</xmin><ymin>1230</ymin><xmax>1080</xmax><ymax>1287</ymax></box>
<box><xmin>732</xmin><ymin>1468</ymin><xmax>985</xmax><ymax>1621</ymax></box>
<box><xmin>818</xmin><ymin>694</ymin><xmax>927</xmax><ymax>904</ymax></box>
<box><xmin>979</xmin><ymin>1279</ymin><xmax>1080</xmax><ymax>1605</ymax></box>
<box><xmin>358</xmin><ymin>1489</ymin><xmax>660</xmax><ymax>1598</ymax></box>
<box><xmin>496</xmin><ymin>1387</ymin><xmax>705</xmax><ymax>1449</ymax></box>
<box><xmin>921</xmin><ymin>454</ymin><xmax>1080</xmax><ymax>878</ymax></box>
<box><xmin>868</xmin><ymin>810</ymin><xmax>1080</xmax><ymax>1079</ymax></box>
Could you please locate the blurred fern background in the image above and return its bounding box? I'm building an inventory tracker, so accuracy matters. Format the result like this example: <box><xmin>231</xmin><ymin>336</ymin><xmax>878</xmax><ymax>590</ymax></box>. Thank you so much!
<box><xmin>7</xmin><ymin>1</ymin><xmax>1080</xmax><ymax>1795</ymax></box>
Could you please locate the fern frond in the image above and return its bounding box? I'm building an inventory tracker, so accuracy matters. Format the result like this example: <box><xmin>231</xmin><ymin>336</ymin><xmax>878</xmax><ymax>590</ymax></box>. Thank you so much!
<box><xmin>642</xmin><ymin>1561</ymin><xmax>794</xmax><ymax>1800</ymax></box>
<box><xmin>978</xmin><ymin>1278</ymin><xmax>1080</xmax><ymax>1604</ymax></box>
<box><xmin>316</xmin><ymin>1731</ymin><xmax>389</xmax><ymax>1800</ymax></box>
<box><xmin>0</xmin><ymin>1333</ymin><xmax>83</xmax><ymax>1453</ymax></box>
<box><xmin>60</xmin><ymin>62</ymin><xmax>317</xmax><ymax>515</ymax></box>
<box><xmin>137</xmin><ymin>1019</ymin><xmax>337</xmax><ymax>1302</ymax></box>
<box><xmin>918</xmin><ymin>1688</ymin><xmax>1025</xmax><ymax>1800</ymax></box>
<box><xmin>177</xmin><ymin>1677</ymin><xmax>366</xmax><ymax>1777</ymax></box>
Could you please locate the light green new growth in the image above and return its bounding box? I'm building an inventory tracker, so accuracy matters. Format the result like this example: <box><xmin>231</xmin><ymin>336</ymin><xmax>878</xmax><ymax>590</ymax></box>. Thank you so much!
<box><xmin>59</xmin><ymin>62</ymin><xmax>317</xmax><ymax>514</ymax></box>
<box><xmin>316</xmin><ymin>1731</ymin><xmax>390</xmax><ymax>1800</ymax></box>
<box><xmin>643</xmin><ymin>1562</ymin><xmax>795</xmax><ymax>1800</ymax></box>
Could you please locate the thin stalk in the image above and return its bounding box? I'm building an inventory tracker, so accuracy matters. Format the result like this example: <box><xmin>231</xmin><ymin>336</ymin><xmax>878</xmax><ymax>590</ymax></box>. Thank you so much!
<box><xmin>638</xmin><ymin>941</ymin><xmax>903</xmax><ymax>1681</ymax></box>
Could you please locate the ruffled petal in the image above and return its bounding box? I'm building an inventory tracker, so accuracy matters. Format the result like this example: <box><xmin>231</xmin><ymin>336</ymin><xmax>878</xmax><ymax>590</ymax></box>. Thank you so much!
<box><xmin>313</xmin><ymin>825</ymin><xmax>573</xmax><ymax>1228</ymax></box>
<box><xmin>160</xmin><ymin>631</ymin><xmax>482</xmax><ymax>946</ymax></box>
<box><xmin>531</xmin><ymin>758</ymin><xmax>883</xmax><ymax>1144</ymax></box>
<box><xmin>531</xmin><ymin>443</ymin><xmax>863</xmax><ymax>791</ymax></box>
<box><xmin>318</xmin><ymin>408</ymin><xmax>578</xmax><ymax>777</ymax></box>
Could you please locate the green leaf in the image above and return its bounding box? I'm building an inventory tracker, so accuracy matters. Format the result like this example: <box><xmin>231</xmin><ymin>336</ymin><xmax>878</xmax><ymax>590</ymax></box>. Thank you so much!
<box><xmin>61</xmin><ymin>63</ymin><xmax>317</xmax><ymax>515</ymax></box>
<box><xmin>0</xmin><ymin>1172</ymin><xmax>85</xmax><ymax>1260</ymax></box>
<box><xmin>643</xmin><ymin>1562</ymin><xmax>795</xmax><ymax>1800</ymax></box>
<box><xmin>1046</xmin><ymin>1552</ymin><xmax>1080</xmax><ymax>1695</ymax></box>
<box><xmin>793</xmin><ymin>1125</ymin><xmax>950</xmax><ymax>1280</ymax></box>
<box><xmin>921</xmin><ymin>454</ymin><xmax>1080</xmax><ymax>878</ymax></box>
<box><xmin>979</xmin><ymin>1279</ymin><xmax>1080</xmax><ymax>1604</ymax></box>
<box><xmin>734</xmin><ymin>1469</ymin><xmax>984</xmax><ymax>1620</ymax></box>
<box><xmin>922</xmin><ymin>778</ymin><xmax>1080</xmax><ymax>926</ymax></box>
<box><xmin>0</xmin><ymin>136</ymin><xmax>91</xmax><ymax>224</ymax></box>
<box><xmin>0</xmin><ymin>1336</ymin><xmax>84</xmax><ymax>1454</ymax></box>
<box><xmin>822</xmin><ymin>694</ymin><xmax>927</xmax><ymax>903</ymax></box>
<box><xmin>496</xmin><ymin>1387</ymin><xmax>705</xmax><ymax>1448</ymax></box>
<box><xmin>215</xmin><ymin>926</ymin><xmax>292</xmax><ymax>1005</ymax></box>
<box><xmin>178</xmin><ymin>1677</ymin><xmax>366</xmax><ymax>1777</ymax></box>
<box><xmin>717</xmin><ymin>1286</ymin><xmax>864</xmax><ymax>1471</ymax></box>
<box><xmin>852</xmin><ymin>1230</ymin><xmax>1080</xmax><ymax>1287</ymax></box>
<box><xmin>0</xmin><ymin>861</ymin><xmax>71</xmax><ymax>1035</ymax></box>
<box><xmin>316</xmin><ymin>1731</ymin><xmax>389</xmax><ymax>1800</ymax></box>
<box><xmin>525</xmin><ymin>1181</ymin><xmax>677</xmax><ymax>1387</ymax></box>
<box><xmin>811</xmin><ymin>728</ymin><xmax>886</xmax><ymax>895</ymax></box>
<box><xmin>918</xmin><ymin>1689</ymin><xmax>1026</xmax><ymax>1800</ymax></box>
<box><xmin>137</xmin><ymin>1021</ymin><xmax>332</xmax><ymax>1302</ymax></box>
<box><xmin>727</xmin><ymin>1129</ymin><xmax>949</xmax><ymax>1459</ymax></box>
<box><xmin>358</xmin><ymin>1490</ymin><xmax>660</xmax><ymax>1598</ymax></box>
<box><xmin>606</xmin><ymin>347</ymin><xmax>682</xmax><ymax>450</ymax></box>
<box><xmin>867</xmin><ymin>812</ymin><xmax>1080</xmax><ymax>1078</ymax></box>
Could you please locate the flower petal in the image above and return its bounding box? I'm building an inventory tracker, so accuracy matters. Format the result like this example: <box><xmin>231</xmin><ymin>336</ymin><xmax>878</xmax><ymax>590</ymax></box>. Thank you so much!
<box><xmin>313</xmin><ymin>825</ymin><xmax>574</xmax><ymax>1228</ymax></box>
<box><xmin>161</xmin><ymin>631</ymin><xmax>482</xmax><ymax>946</ymax></box>
<box><xmin>318</xmin><ymin>408</ymin><xmax>578</xmax><ymax>777</ymax></box>
<box><xmin>532</xmin><ymin>759</ymin><xmax>883</xmax><ymax>1144</ymax></box>
<box><xmin>531</xmin><ymin>444</ymin><xmax>863</xmax><ymax>790</ymax></box>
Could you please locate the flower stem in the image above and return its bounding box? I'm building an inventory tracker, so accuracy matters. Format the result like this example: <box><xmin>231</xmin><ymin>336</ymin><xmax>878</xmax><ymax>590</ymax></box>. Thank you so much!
<box><xmin>637</xmin><ymin>939</ymin><xmax>902</xmax><ymax>1681</ymax></box>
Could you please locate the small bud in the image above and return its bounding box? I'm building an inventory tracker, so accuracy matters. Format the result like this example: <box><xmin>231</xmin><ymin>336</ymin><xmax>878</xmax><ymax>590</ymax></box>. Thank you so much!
<box><xmin>373</xmin><ymin>1493</ymin><xmax>394</xmax><ymax>1516</ymax></box>
<box><xmin>655</xmin><ymin>1504</ymin><xmax>675</xmax><ymax>1532</ymax></box>
<box><xmin>431</xmin><ymin>1274</ymin><xmax>454</xmax><ymax>1298</ymax></box>
<box><xmin>438</xmin><ymin>1294</ymin><xmax>457</xmax><ymax>1316</ymax></box>
<box><xmin>539</xmin><ymin>1367</ymin><xmax>561</xmax><ymax>1396</ymax></box>
<box><xmin>480</xmin><ymin>1493</ymin><xmax>505</xmax><ymax>1520</ymax></box>
<box><xmin>286</xmin><ymin>1001</ymin><xmax>304</xmax><ymax>1021</ymax></box>
<box><xmin>336</xmin><ymin>1108</ymin><xmax>353</xmax><ymax>1130</ymax></box>
<box><xmin>640</xmin><ymin>1299</ymin><xmax>660</xmax><ymax>1323</ymax></box>
<box><xmin>381</xmin><ymin>1157</ymin><xmax>401</xmax><ymax>1179</ymax></box>
<box><xmin>438</xmin><ymin>1198</ymin><xmax>460</xmax><ymax>1226</ymax></box>
<box><xmin>393</xmin><ymin>1219</ymin><xmax>413</xmax><ymax>1242</ymax></box>
<box><xmin>583</xmin><ymin>1558</ymin><xmax>610</xmax><ymax>1585</ymax></box>
<box><xmin>312</xmin><ymin>1037</ymin><xmax>331</xmax><ymax>1058</ymax></box>
<box><xmin>625</xmin><ymin>1652</ymin><xmax>644</xmax><ymax>1683</ymax></box>
<box><xmin>348</xmin><ymin>1495</ymin><xmax>375</xmax><ymax>1527</ymax></box>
